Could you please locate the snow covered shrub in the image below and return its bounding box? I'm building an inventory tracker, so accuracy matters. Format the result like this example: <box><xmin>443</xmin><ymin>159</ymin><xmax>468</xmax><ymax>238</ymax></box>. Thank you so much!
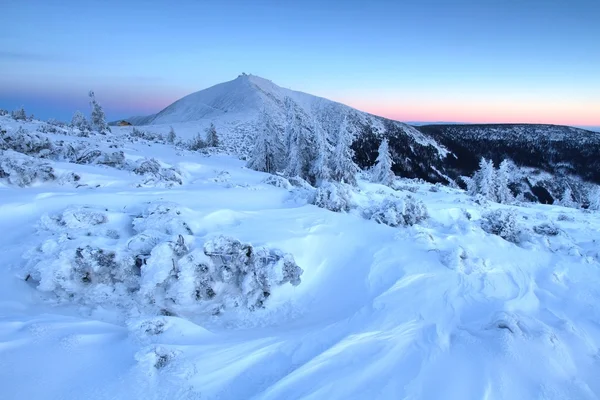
<box><xmin>365</xmin><ymin>195</ymin><xmax>428</xmax><ymax>227</ymax></box>
<box><xmin>0</xmin><ymin>150</ymin><xmax>57</xmax><ymax>186</ymax></box>
<box><xmin>39</xmin><ymin>207</ymin><xmax>108</xmax><ymax>234</ymax></box>
<box><xmin>262</xmin><ymin>175</ymin><xmax>292</xmax><ymax>190</ymax></box>
<box><xmin>71</xmin><ymin>110</ymin><xmax>90</xmax><ymax>132</ymax></box>
<box><xmin>0</xmin><ymin>126</ymin><xmax>54</xmax><ymax>156</ymax></box>
<box><xmin>26</xmin><ymin>244</ymin><xmax>139</xmax><ymax>307</ymax></box>
<box><xmin>0</xmin><ymin>108</ymin><xmax>8</xmax><ymax>116</ymax></box>
<box><xmin>24</xmin><ymin>204</ymin><xmax>303</xmax><ymax>316</ymax></box>
<box><xmin>11</xmin><ymin>106</ymin><xmax>27</xmax><ymax>121</ymax></box>
<box><xmin>133</xmin><ymin>202</ymin><xmax>194</xmax><ymax>236</ymax></box>
<box><xmin>131</xmin><ymin>128</ymin><xmax>164</xmax><ymax>143</ymax></box>
<box><xmin>96</xmin><ymin>151</ymin><xmax>126</xmax><ymax>168</ymax></box>
<box><xmin>188</xmin><ymin>133</ymin><xmax>207</xmax><ymax>151</ymax></box>
<box><xmin>133</xmin><ymin>158</ymin><xmax>182</xmax><ymax>187</ymax></box>
<box><xmin>533</xmin><ymin>222</ymin><xmax>560</xmax><ymax>236</ymax></box>
<box><xmin>480</xmin><ymin>209</ymin><xmax>523</xmax><ymax>243</ymax></box>
<box><xmin>311</xmin><ymin>181</ymin><xmax>353</xmax><ymax>212</ymax></box>
<box><xmin>198</xmin><ymin>235</ymin><xmax>303</xmax><ymax>312</ymax></box>
<box><xmin>557</xmin><ymin>213</ymin><xmax>574</xmax><ymax>222</ymax></box>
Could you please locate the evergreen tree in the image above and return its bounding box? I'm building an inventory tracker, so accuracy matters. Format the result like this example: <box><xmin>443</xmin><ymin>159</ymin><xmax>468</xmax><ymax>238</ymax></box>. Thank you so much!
<box><xmin>371</xmin><ymin>138</ymin><xmax>394</xmax><ymax>185</ymax></box>
<box><xmin>11</xmin><ymin>106</ymin><xmax>26</xmax><ymax>121</ymax></box>
<box><xmin>167</xmin><ymin>126</ymin><xmax>177</xmax><ymax>144</ymax></box>
<box><xmin>71</xmin><ymin>110</ymin><xmax>89</xmax><ymax>131</ymax></box>
<box><xmin>588</xmin><ymin>186</ymin><xmax>600</xmax><ymax>210</ymax></box>
<box><xmin>89</xmin><ymin>91</ymin><xmax>110</xmax><ymax>134</ymax></box>
<box><xmin>205</xmin><ymin>123</ymin><xmax>219</xmax><ymax>147</ymax></box>
<box><xmin>331</xmin><ymin>116</ymin><xmax>358</xmax><ymax>185</ymax></box>
<box><xmin>283</xmin><ymin>97</ymin><xmax>313</xmax><ymax>181</ymax></box>
<box><xmin>310</xmin><ymin>117</ymin><xmax>331</xmax><ymax>183</ymax></box>
<box><xmin>247</xmin><ymin>108</ymin><xmax>283</xmax><ymax>173</ymax></box>
<box><xmin>496</xmin><ymin>159</ymin><xmax>514</xmax><ymax>204</ymax></box>
<box><xmin>559</xmin><ymin>187</ymin><xmax>578</xmax><ymax>208</ymax></box>
<box><xmin>475</xmin><ymin>157</ymin><xmax>496</xmax><ymax>201</ymax></box>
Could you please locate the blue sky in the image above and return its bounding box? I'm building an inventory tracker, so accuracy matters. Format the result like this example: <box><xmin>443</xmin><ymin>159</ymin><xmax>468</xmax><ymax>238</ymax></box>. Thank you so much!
<box><xmin>0</xmin><ymin>0</ymin><xmax>599</xmax><ymax>125</ymax></box>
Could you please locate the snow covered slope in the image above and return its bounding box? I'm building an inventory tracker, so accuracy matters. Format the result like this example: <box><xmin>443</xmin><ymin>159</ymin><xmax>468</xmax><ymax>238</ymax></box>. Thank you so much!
<box><xmin>2</xmin><ymin>115</ymin><xmax>600</xmax><ymax>399</ymax></box>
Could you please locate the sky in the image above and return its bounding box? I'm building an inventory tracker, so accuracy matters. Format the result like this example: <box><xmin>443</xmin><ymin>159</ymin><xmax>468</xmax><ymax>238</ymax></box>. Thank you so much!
<box><xmin>0</xmin><ymin>0</ymin><xmax>599</xmax><ymax>126</ymax></box>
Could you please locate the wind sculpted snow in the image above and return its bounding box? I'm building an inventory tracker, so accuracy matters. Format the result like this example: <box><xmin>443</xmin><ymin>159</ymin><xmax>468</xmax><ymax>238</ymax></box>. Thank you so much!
<box><xmin>1</xmin><ymin>115</ymin><xmax>600</xmax><ymax>399</ymax></box>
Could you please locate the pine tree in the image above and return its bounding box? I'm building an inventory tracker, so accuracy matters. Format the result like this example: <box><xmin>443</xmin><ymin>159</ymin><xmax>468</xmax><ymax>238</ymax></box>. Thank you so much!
<box><xmin>11</xmin><ymin>106</ymin><xmax>26</xmax><ymax>121</ymax></box>
<box><xmin>247</xmin><ymin>108</ymin><xmax>283</xmax><ymax>173</ymax></box>
<box><xmin>310</xmin><ymin>118</ymin><xmax>331</xmax><ymax>183</ymax></box>
<box><xmin>559</xmin><ymin>187</ymin><xmax>578</xmax><ymax>208</ymax></box>
<box><xmin>475</xmin><ymin>157</ymin><xmax>496</xmax><ymax>201</ymax></box>
<box><xmin>588</xmin><ymin>186</ymin><xmax>600</xmax><ymax>210</ymax></box>
<box><xmin>89</xmin><ymin>91</ymin><xmax>110</xmax><ymax>134</ymax></box>
<box><xmin>283</xmin><ymin>97</ymin><xmax>313</xmax><ymax>181</ymax></box>
<box><xmin>331</xmin><ymin>116</ymin><xmax>358</xmax><ymax>185</ymax></box>
<box><xmin>71</xmin><ymin>110</ymin><xmax>89</xmax><ymax>131</ymax></box>
<box><xmin>167</xmin><ymin>126</ymin><xmax>177</xmax><ymax>144</ymax></box>
<box><xmin>496</xmin><ymin>159</ymin><xmax>514</xmax><ymax>204</ymax></box>
<box><xmin>205</xmin><ymin>123</ymin><xmax>219</xmax><ymax>147</ymax></box>
<box><xmin>371</xmin><ymin>138</ymin><xmax>394</xmax><ymax>185</ymax></box>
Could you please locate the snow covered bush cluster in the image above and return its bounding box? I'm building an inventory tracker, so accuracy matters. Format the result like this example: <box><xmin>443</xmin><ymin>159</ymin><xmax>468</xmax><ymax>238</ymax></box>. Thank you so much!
<box><xmin>0</xmin><ymin>150</ymin><xmax>81</xmax><ymax>187</ymax></box>
<box><xmin>0</xmin><ymin>124</ymin><xmax>182</xmax><ymax>187</ymax></box>
<box><xmin>310</xmin><ymin>181</ymin><xmax>354</xmax><ymax>212</ymax></box>
<box><xmin>480</xmin><ymin>209</ymin><xmax>524</xmax><ymax>243</ymax></box>
<box><xmin>187</xmin><ymin>123</ymin><xmax>220</xmax><ymax>151</ymax></box>
<box><xmin>23</xmin><ymin>203</ymin><xmax>303</xmax><ymax>316</ymax></box>
<box><xmin>364</xmin><ymin>195</ymin><xmax>428</xmax><ymax>227</ymax></box>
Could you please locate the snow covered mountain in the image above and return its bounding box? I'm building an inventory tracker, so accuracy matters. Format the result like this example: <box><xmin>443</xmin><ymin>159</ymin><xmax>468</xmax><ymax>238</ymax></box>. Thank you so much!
<box><xmin>123</xmin><ymin>75</ymin><xmax>600</xmax><ymax>205</ymax></box>
<box><xmin>124</xmin><ymin>74</ymin><xmax>451</xmax><ymax>182</ymax></box>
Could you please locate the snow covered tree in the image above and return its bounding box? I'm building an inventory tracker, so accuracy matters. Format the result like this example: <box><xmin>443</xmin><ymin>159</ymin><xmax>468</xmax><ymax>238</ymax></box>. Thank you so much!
<box><xmin>371</xmin><ymin>138</ymin><xmax>394</xmax><ymax>186</ymax></box>
<box><xmin>89</xmin><ymin>91</ymin><xmax>110</xmax><ymax>134</ymax></box>
<box><xmin>205</xmin><ymin>123</ymin><xmax>219</xmax><ymax>147</ymax></box>
<box><xmin>247</xmin><ymin>108</ymin><xmax>283</xmax><ymax>173</ymax></box>
<box><xmin>283</xmin><ymin>97</ymin><xmax>314</xmax><ymax>182</ymax></box>
<box><xmin>71</xmin><ymin>110</ymin><xmax>89</xmax><ymax>131</ymax></box>
<box><xmin>588</xmin><ymin>186</ymin><xmax>600</xmax><ymax>210</ymax></box>
<box><xmin>310</xmin><ymin>118</ymin><xmax>331</xmax><ymax>183</ymax></box>
<box><xmin>188</xmin><ymin>133</ymin><xmax>207</xmax><ymax>151</ymax></box>
<box><xmin>496</xmin><ymin>159</ymin><xmax>514</xmax><ymax>204</ymax></box>
<box><xmin>558</xmin><ymin>187</ymin><xmax>578</xmax><ymax>208</ymax></box>
<box><xmin>476</xmin><ymin>158</ymin><xmax>496</xmax><ymax>201</ymax></box>
<box><xmin>11</xmin><ymin>106</ymin><xmax>26</xmax><ymax>121</ymax></box>
<box><xmin>330</xmin><ymin>116</ymin><xmax>358</xmax><ymax>185</ymax></box>
<box><xmin>167</xmin><ymin>126</ymin><xmax>176</xmax><ymax>144</ymax></box>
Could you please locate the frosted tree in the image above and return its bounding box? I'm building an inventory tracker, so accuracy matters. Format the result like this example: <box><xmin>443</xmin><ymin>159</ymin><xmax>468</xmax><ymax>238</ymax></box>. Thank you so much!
<box><xmin>331</xmin><ymin>116</ymin><xmax>358</xmax><ymax>185</ymax></box>
<box><xmin>474</xmin><ymin>157</ymin><xmax>497</xmax><ymax>201</ymax></box>
<box><xmin>167</xmin><ymin>126</ymin><xmax>177</xmax><ymax>144</ymax></box>
<box><xmin>310</xmin><ymin>118</ymin><xmax>331</xmax><ymax>183</ymax></box>
<box><xmin>283</xmin><ymin>97</ymin><xmax>313</xmax><ymax>181</ymax></box>
<box><xmin>247</xmin><ymin>108</ymin><xmax>283</xmax><ymax>173</ymax></box>
<box><xmin>11</xmin><ymin>106</ymin><xmax>26</xmax><ymax>121</ymax></box>
<box><xmin>495</xmin><ymin>159</ymin><xmax>514</xmax><ymax>204</ymax></box>
<box><xmin>205</xmin><ymin>123</ymin><xmax>219</xmax><ymax>147</ymax></box>
<box><xmin>371</xmin><ymin>138</ymin><xmax>394</xmax><ymax>185</ymax></box>
<box><xmin>588</xmin><ymin>186</ymin><xmax>600</xmax><ymax>210</ymax></box>
<box><xmin>71</xmin><ymin>110</ymin><xmax>89</xmax><ymax>131</ymax></box>
<box><xmin>559</xmin><ymin>187</ymin><xmax>578</xmax><ymax>208</ymax></box>
<box><xmin>89</xmin><ymin>91</ymin><xmax>110</xmax><ymax>134</ymax></box>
